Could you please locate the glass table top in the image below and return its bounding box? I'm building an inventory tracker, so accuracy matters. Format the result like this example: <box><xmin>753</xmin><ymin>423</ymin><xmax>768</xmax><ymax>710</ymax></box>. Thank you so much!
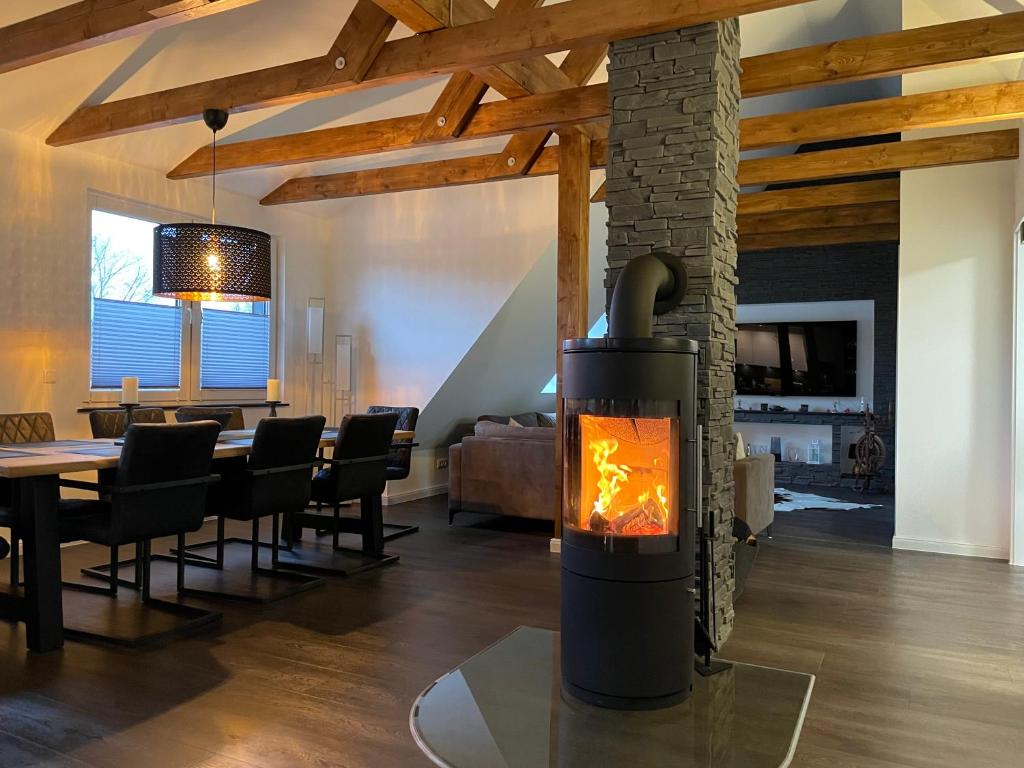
<box><xmin>411</xmin><ymin>627</ymin><xmax>814</xmax><ymax>768</ymax></box>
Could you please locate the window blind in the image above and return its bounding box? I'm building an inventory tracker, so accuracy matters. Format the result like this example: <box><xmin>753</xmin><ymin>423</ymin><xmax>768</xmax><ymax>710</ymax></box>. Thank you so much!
<box><xmin>90</xmin><ymin>298</ymin><xmax>182</xmax><ymax>389</ymax></box>
<box><xmin>200</xmin><ymin>307</ymin><xmax>270</xmax><ymax>389</ymax></box>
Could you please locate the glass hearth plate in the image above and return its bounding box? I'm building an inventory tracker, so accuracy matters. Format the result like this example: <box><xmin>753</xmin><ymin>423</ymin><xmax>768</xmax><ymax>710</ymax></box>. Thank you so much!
<box><xmin>410</xmin><ymin>627</ymin><xmax>814</xmax><ymax>768</ymax></box>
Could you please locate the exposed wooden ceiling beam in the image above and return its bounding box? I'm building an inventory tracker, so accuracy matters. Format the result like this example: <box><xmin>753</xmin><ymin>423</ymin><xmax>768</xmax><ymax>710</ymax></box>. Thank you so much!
<box><xmin>375</xmin><ymin>0</ymin><xmax>572</xmax><ymax>100</ymax></box>
<box><xmin>0</xmin><ymin>0</ymin><xmax>261</xmax><ymax>76</ymax></box>
<box><xmin>415</xmin><ymin>71</ymin><xmax>489</xmax><ymax>142</ymax></box>
<box><xmin>48</xmin><ymin>0</ymin><xmax>811</xmax><ymax>146</ymax></box>
<box><xmin>370</xmin><ymin>0</ymin><xmax>450</xmax><ymax>31</ymax></box>
<box><xmin>736</xmin><ymin>179</ymin><xmax>900</xmax><ymax>216</ymax></box>
<box><xmin>488</xmin><ymin>45</ymin><xmax>609</xmax><ymax>179</ymax></box>
<box><xmin>739</xmin><ymin>225</ymin><xmax>901</xmax><ymax>253</ymax></box>
<box><xmin>325</xmin><ymin>0</ymin><xmax>398</xmax><ymax>84</ymax></box>
<box><xmin>742</xmin><ymin>80</ymin><xmax>1024</xmax><ymax>151</ymax></box>
<box><xmin>176</xmin><ymin>67</ymin><xmax>1024</xmax><ymax>178</ymax></box>
<box><xmin>264</xmin><ymin>130</ymin><xmax>1018</xmax><ymax>205</ymax></box>
<box><xmin>169</xmin><ymin>83</ymin><xmax>608</xmax><ymax>178</ymax></box>
<box><xmin>260</xmin><ymin>136</ymin><xmax>608</xmax><ymax>204</ymax></box>
<box><xmin>738</xmin><ymin>203</ymin><xmax>900</xmax><ymax>235</ymax></box>
<box><xmin>741</xmin><ymin>10</ymin><xmax>1024</xmax><ymax>97</ymax></box>
<box><xmin>413</xmin><ymin>0</ymin><xmax>544</xmax><ymax>144</ymax></box>
<box><xmin>594</xmin><ymin>177</ymin><xmax>902</xmax><ymax>208</ymax></box>
<box><xmin>739</xmin><ymin>129</ymin><xmax>1018</xmax><ymax>187</ymax></box>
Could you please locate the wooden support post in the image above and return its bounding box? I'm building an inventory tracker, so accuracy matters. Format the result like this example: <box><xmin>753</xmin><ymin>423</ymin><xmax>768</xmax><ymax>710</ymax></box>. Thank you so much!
<box><xmin>554</xmin><ymin>131</ymin><xmax>592</xmax><ymax>541</ymax></box>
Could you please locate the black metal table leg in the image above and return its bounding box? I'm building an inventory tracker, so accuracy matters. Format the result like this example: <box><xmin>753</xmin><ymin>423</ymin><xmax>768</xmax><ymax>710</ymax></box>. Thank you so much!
<box><xmin>19</xmin><ymin>475</ymin><xmax>64</xmax><ymax>653</ymax></box>
<box><xmin>362</xmin><ymin>494</ymin><xmax>385</xmax><ymax>556</ymax></box>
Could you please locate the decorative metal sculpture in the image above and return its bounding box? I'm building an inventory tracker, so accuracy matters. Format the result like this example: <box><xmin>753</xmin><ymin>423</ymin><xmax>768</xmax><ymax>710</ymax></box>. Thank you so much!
<box><xmin>853</xmin><ymin>409</ymin><xmax>887</xmax><ymax>492</ymax></box>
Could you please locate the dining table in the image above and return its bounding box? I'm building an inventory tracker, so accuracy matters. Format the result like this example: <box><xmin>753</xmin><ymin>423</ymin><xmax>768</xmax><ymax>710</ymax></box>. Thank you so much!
<box><xmin>0</xmin><ymin>427</ymin><xmax>415</xmax><ymax>653</ymax></box>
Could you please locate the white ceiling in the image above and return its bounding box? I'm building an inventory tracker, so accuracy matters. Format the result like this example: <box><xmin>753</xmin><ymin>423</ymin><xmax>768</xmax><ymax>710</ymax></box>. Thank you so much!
<box><xmin>0</xmin><ymin>0</ymin><xmax>1021</xmax><ymax>216</ymax></box>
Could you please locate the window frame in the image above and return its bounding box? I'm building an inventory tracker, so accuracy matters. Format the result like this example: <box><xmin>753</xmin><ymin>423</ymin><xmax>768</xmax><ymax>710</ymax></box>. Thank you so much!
<box><xmin>85</xmin><ymin>191</ymin><xmax>280</xmax><ymax>406</ymax></box>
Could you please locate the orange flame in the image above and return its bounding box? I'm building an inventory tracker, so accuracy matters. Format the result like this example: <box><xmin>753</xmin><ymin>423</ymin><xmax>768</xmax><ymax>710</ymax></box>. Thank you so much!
<box><xmin>589</xmin><ymin>439</ymin><xmax>631</xmax><ymax>518</ymax></box>
<box><xmin>587</xmin><ymin>436</ymin><xmax>671</xmax><ymax>534</ymax></box>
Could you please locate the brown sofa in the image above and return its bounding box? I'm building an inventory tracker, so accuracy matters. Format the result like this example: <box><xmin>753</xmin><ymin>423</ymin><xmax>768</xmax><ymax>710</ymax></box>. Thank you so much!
<box><xmin>448</xmin><ymin>420</ymin><xmax>556</xmax><ymax>523</ymax></box>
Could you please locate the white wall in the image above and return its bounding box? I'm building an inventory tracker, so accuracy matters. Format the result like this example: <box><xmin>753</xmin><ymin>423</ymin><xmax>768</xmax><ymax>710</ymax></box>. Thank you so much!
<box><xmin>895</xmin><ymin>1</ymin><xmax>1020</xmax><ymax>559</ymax></box>
<box><xmin>896</xmin><ymin>159</ymin><xmax>1015</xmax><ymax>559</ymax></box>
<box><xmin>324</xmin><ymin>173</ymin><xmax>607</xmax><ymax>502</ymax></box>
<box><xmin>0</xmin><ymin>126</ymin><xmax>332</xmax><ymax>440</ymax></box>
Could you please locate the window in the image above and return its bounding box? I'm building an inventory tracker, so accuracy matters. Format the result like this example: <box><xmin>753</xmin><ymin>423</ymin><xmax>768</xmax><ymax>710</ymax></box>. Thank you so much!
<box><xmin>89</xmin><ymin>200</ymin><xmax>275</xmax><ymax>401</ymax></box>
<box><xmin>90</xmin><ymin>210</ymin><xmax>183</xmax><ymax>391</ymax></box>
<box><xmin>199</xmin><ymin>299</ymin><xmax>270</xmax><ymax>389</ymax></box>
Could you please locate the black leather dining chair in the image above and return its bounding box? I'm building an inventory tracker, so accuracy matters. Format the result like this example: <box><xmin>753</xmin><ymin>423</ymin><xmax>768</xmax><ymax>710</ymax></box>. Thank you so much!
<box><xmin>279</xmin><ymin>412</ymin><xmax>399</xmax><ymax>576</ymax></box>
<box><xmin>175</xmin><ymin>406</ymin><xmax>245</xmax><ymax>430</ymax></box>
<box><xmin>84</xmin><ymin>407</ymin><xmax>169</xmax><ymax>590</ymax></box>
<box><xmin>366</xmin><ymin>406</ymin><xmax>419</xmax><ymax>481</ymax></box>
<box><xmin>60</xmin><ymin>421</ymin><xmax>222</xmax><ymax>645</ymax></box>
<box><xmin>171</xmin><ymin>416</ymin><xmax>326</xmax><ymax>603</ymax></box>
<box><xmin>363</xmin><ymin>406</ymin><xmax>420</xmax><ymax>542</ymax></box>
<box><xmin>0</xmin><ymin>412</ymin><xmax>56</xmax><ymax>587</ymax></box>
<box><xmin>89</xmin><ymin>408</ymin><xmax>166</xmax><ymax>439</ymax></box>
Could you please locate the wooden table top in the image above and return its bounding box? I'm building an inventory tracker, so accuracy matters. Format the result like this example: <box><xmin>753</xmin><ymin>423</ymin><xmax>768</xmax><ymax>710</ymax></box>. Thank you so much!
<box><xmin>0</xmin><ymin>429</ymin><xmax>415</xmax><ymax>479</ymax></box>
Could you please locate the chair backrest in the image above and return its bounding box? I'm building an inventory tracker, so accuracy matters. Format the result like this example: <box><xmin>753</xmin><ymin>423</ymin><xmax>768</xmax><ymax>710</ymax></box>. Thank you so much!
<box><xmin>0</xmin><ymin>412</ymin><xmax>54</xmax><ymax>444</ymax></box>
<box><xmin>367</xmin><ymin>406</ymin><xmax>419</xmax><ymax>480</ymax></box>
<box><xmin>175</xmin><ymin>406</ymin><xmax>244</xmax><ymax>430</ymax></box>
<box><xmin>89</xmin><ymin>408</ymin><xmax>166</xmax><ymax>439</ymax></box>
<box><xmin>0</xmin><ymin>412</ymin><xmax>55</xmax><ymax>507</ymax></box>
<box><xmin>322</xmin><ymin>412</ymin><xmax>398</xmax><ymax>501</ymax></box>
<box><xmin>243</xmin><ymin>416</ymin><xmax>326</xmax><ymax>517</ymax></box>
<box><xmin>112</xmin><ymin>421</ymin><xmax>221</xmax><ymax>542</ymax></box>
<box><xmin>249</xmin><ymin>415</ymin><xmax>327</xmax><ymax>471</ymax></box>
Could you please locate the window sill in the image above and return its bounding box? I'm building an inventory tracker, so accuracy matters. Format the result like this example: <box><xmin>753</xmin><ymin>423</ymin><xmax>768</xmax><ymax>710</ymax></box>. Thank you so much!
<box><xmin>77</xmin><ymin>402</ymin><xmax>291</xmax><ymax>414</ymax></box>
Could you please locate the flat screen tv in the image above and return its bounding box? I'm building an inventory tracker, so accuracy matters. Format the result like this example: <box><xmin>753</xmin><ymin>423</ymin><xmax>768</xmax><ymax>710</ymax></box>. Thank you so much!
<box><xmin>735</xmin><ymin>321</ymin><xmax>857</xmax><ymax>397</ymax></box>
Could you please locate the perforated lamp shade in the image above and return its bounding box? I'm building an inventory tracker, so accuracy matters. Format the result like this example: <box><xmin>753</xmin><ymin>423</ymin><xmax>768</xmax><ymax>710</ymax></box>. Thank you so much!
<box><xmin>153</xmin><ymin>223</ymin><xmax>272</xmax><ymax>302</ymax></box>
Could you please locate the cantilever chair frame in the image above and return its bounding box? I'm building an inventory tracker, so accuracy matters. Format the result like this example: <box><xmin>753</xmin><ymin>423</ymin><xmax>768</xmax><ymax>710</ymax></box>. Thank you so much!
<box><xmin>282</xmin><ymin>452</ymin><xmax>398</xmax><ymax>577</ymax></box>
<box><xmin>162</xmin><ymin>460</ymin><xmax>326</xmax><ymax>604</ymax></box>
<box><xmin>60</xmin><ymin>475</ymin><xmax>222</xmax><ymax>647</ymax></box>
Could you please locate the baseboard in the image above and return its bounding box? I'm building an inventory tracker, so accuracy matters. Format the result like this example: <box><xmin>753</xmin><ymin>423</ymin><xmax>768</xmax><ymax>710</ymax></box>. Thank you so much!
<box><xmin>383</xmin><ymin>484</ymin><xmax>448</xmax><ymax>506</ymax></box>
<box><xmin>549</xmin><ymin>538</ymin><xmax>561</xmax><ymax>554</ymax></box>
<box><xmin>892</xmin><ymin>536</ymin><xmax>1009</xmax><ymax>561</ymax></box>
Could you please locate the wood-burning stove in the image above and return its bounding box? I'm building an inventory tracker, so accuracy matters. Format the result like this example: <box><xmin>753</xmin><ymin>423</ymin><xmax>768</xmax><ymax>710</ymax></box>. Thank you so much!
<box><xmin>561</xmin><ymin>252</ymin><xmax>697</xmax><ymax>711</ymax></box>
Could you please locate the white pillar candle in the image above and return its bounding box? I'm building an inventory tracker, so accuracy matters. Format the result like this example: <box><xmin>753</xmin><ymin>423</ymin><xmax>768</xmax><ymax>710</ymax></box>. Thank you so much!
<box><xmin>266</xmin><ymin>378</ymin><xmax>281</xmax><ymax>402</ymax></box>
<box><xmin>121</xmin><ymin>376</ymin><xmax>140</xmax><ymax>405</ymax></box>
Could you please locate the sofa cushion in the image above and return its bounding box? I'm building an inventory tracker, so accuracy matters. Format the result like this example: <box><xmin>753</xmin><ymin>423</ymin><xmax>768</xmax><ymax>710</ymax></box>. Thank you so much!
<box><xmin>474</xmin><ymin>421</ymin><xmax>554</xmax><ymax>441</ymax></box>
<box><xmin>477</xmin><ymin>415</ymin><xmax>510</xmax><ymax>426</ymax></box>
<box><xmin>478</xmin><ymin>412</ymin><xmax>556</xmax><ymax>428</ymax></box>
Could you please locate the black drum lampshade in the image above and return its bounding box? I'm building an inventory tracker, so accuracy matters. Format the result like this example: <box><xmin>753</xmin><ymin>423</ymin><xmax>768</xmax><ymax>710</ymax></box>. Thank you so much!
<box><xmin>153</xmin><ymin>108</ymin><xmax>272</xmax><ymax>303</ymax></box>
<box><xmin>153</xmin><ymin>223</ymin><xmax>271</xmax><ymax>302</ymax></box>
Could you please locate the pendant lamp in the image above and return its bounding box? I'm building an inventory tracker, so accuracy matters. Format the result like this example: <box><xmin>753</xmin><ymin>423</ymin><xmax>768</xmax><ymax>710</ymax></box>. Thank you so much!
<box><xmin>153</xmin><ymin>109</ymin><xmax>271</xmax><ymax>302</ymax></box>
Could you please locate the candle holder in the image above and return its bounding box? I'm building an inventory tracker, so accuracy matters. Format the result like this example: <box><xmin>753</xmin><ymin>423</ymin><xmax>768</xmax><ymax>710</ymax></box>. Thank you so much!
<box><xmin>265</xmin><ymin>401</ymin><xmax>281</xmax><ymax>418</ymax></box>
<box><xmin>119</xmin><ymin>403</ymin><xmax>139</xmax><ymax>426</ymax></box>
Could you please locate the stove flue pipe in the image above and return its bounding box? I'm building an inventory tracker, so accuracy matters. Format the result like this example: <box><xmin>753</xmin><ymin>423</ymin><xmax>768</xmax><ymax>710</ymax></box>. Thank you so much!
<box><xmin>608</xmin><ymin>252</ymin><xmax>688</xmax><ymax>339</ymax></box>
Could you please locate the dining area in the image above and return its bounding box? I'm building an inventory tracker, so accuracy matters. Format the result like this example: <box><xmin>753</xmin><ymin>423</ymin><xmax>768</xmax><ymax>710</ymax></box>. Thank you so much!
<box><xmin>0</xmin><ymin>401</ymin><xmax>419</xmax><ymax>654</ymax></box>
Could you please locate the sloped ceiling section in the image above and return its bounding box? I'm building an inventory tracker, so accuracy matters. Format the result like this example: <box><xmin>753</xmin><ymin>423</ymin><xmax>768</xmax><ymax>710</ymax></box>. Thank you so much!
<box><xmin>0</xmin><ymin>0</ymin><xmax>962</xmax><ymax>215</ymax></box>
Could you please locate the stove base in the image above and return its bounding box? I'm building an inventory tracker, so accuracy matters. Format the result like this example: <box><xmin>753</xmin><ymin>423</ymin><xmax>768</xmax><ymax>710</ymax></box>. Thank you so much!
<box><xmin>561</xmin><ymin>556</ymin><xmax>694</xmax><ymax>710</ymax></box>
<box><xmin>561</xmin><ymin>679</ymin><xmax>692</xmax><ymax>711</ymax></box>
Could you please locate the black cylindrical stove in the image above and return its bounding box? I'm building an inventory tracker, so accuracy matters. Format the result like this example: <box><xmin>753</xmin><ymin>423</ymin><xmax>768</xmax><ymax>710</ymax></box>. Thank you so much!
<box><xmin>560</xmin><ymin>253</ymin><xmax>698</xmax><ymax>711</ymax></box>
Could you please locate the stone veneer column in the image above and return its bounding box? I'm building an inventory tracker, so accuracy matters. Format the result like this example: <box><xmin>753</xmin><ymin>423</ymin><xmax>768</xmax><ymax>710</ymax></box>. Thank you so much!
<box><xmin>605</xmin><ymin>20</ymin><xmax>741</xmax><ymax>644</ymax></box>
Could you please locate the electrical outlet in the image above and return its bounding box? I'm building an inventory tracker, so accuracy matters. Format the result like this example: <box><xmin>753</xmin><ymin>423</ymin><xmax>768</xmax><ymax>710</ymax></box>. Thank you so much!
<box><xmin>42</xmin><ymin>370</ymin><xmax>57</xmax><ymax>384</ymax></box>
<box><xmin>435</xmin><ymin>458</ymin><xmax>449</xmax><ymax>470</ymax></box>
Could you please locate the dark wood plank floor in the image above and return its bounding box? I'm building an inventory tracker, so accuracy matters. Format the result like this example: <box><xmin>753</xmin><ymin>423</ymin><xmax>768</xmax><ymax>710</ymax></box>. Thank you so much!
<box><xmin>770</xmin><ymin>484</ymin><xmax>896</xmax><ymax>548</ymax></box>
<box><xmin>1</xmin><ymin>496</ymin><xmax>1022</xmax><ymax>767</ymax></box>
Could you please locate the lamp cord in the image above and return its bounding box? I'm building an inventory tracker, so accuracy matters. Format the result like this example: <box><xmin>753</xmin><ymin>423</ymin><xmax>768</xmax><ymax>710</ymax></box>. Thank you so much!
<box><xmin>211</xmin><ymin>129</ymin><xmax>218</xmax><ymax>226</ymax></box>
